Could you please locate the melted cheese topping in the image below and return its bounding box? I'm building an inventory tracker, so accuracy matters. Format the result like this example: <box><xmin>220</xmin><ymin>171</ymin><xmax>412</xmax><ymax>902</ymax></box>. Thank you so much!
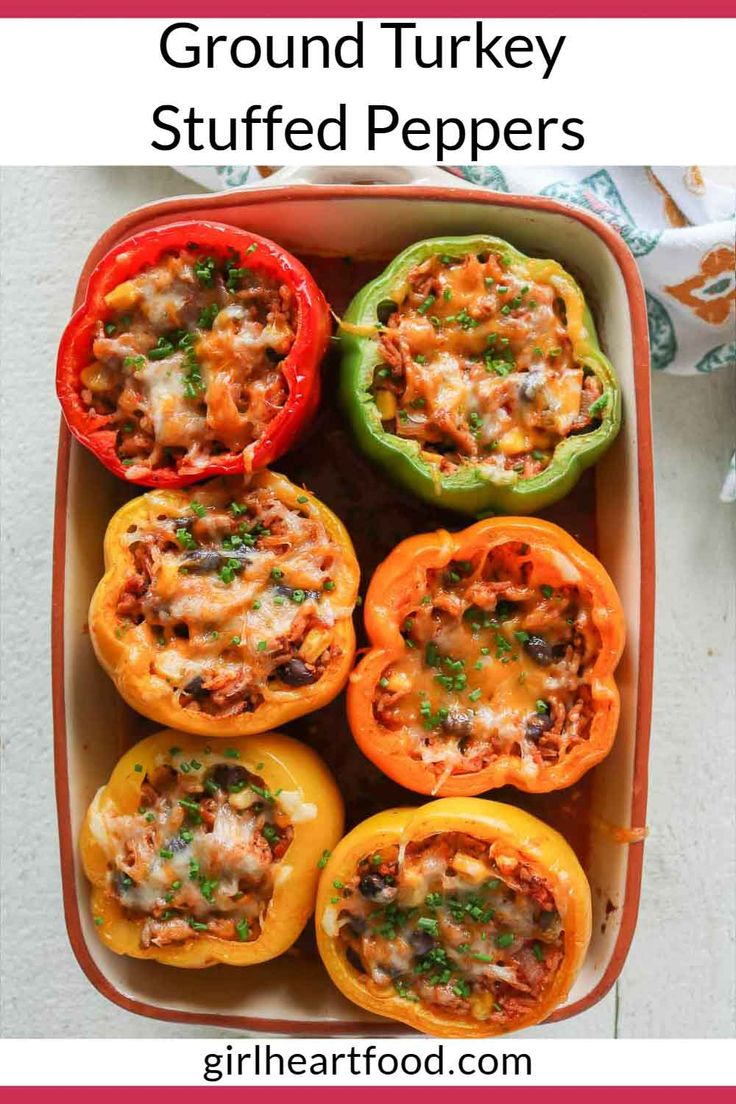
<box><xmin>372</xmin><ymin>250</ymin><xmax>604</xmax><ymax>478</ymax></box>
<box><xmin>94</xmin><ymin>752</ymin><xmax>297</xmax><ymax>947</ymax></box>
<box><xmin>374</xmin><ymin>540</ymin><xmax>600</xmax><ymax>788</ymax></box>
<box><xmin>81</xmin><ymin>248</ymin><xmax>295</xmax><ymax>475</ymax></box>
<box><xmin>336</xmin><ymin>832</ymin><xmax>563</xmax><ymax>1023</ymax></box>
<box><xmin>115</xmin><ymin>479</ymin><xmax>351</xmax><ymax>718</ymax></box>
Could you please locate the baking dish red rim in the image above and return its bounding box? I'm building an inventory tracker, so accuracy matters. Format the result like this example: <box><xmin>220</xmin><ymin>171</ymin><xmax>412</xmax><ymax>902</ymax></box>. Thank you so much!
<box><xmin>51</xmin><ymin>180</ymin><xmax>654</xmax><ymax>1035</ymax></box>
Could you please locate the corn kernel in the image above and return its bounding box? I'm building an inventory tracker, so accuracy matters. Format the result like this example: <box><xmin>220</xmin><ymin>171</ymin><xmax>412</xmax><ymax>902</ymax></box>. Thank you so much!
<box><xmin>299</xmin><ymin>628</ymin><xmax>332</xmax><ymax>665</ymax></box>
<box><xmin>80</xmin><ymin>362</ymin><xmax>115</xmax><ymax>393</ymax></box>
<box><xmin>375</xmin><ymin>389</ymin><xmax>397</xmax><ymax>421</ymax></box>
<box><xmin>498</xmin><ymin>427</ymin><xmax>528</xmax><ymax>456</ymax></box>
<box><xmin>104</xmin><ymin>280</ymin><xmax>140</xmax><ymax>312</ymax></box>
<box><xmin>228</xmin><ymin>788</ymin><xmax>259</xmax><ymax>811</ymax></box>
<box><xmin>384</xmin><ymin>670</ymin><xmax>412</xmax><ymax>693</ymax></box>
<box><xmin>452</xmin><ymin>852</ymin><xmax>492</xmax><ymax>884</ymax></box>
<box><xmin>469</xmin><ymin>992</ymin><xmax>494</xmax><ymax>1021</ymax></box>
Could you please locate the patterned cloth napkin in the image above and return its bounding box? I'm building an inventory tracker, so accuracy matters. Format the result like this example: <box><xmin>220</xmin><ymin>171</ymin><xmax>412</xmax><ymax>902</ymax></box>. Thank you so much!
<box><xmin>175</xmin><ymin>164</ymin><xmax>736</xmax><ymax>495</ymax></box>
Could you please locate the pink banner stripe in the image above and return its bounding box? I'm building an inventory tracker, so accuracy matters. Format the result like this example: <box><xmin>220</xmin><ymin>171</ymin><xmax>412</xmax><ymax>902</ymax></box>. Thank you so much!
<box><xmin>2</xmin><ymin>1091</ymin><xmax>735</xmax><ymax>1100</ymax></box>
<box><xmin>0</xmin><ymin>3</ymin><xmax>734</xmax><ymax>15</ymax></box>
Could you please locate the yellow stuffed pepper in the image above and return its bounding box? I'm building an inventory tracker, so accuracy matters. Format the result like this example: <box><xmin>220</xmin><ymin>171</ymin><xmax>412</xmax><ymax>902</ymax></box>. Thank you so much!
<box><xmin>316</xmin><ymin>798</ymin><xmax>591</xmax><ymax>1037</ymax></box>
<box><xmin>89</xmin><ymin>470</ymin><xmax>359</xmax><ymax>736</ymax></box>
<box><xmin>81</xmin><ymin>729</ymin><xmax>343</xmax><ymax>967</ymax></box>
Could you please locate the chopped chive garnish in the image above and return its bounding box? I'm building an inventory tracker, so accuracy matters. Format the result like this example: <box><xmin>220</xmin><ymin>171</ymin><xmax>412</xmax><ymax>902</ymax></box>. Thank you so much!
<box><xmin>417</xmin><ymin>916</ymin><xmax>439</xmax><ymax>936</ymax></box>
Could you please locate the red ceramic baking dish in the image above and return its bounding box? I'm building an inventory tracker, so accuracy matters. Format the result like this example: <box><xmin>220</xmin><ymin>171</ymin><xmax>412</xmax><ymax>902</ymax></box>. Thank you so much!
<box><xmin>52</xmin><ymin>166</ymin><xmax>654</xmax><ymax>1035</ymax></box>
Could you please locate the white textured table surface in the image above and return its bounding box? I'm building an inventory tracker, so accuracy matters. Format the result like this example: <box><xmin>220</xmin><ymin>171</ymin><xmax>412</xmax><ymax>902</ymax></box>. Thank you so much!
<box><xmin>1</xmin><ymin>167</ymin><xmax>734</xmax><ymax>1039</ymax></box>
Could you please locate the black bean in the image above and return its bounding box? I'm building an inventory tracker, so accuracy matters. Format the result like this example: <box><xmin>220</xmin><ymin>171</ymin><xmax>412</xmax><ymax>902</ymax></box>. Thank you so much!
<box><xmin>441</xmin><ymin>710</ymin><xmax>474</xmax><ymax>739</ymax></box>
<box><xmin>113</xmin><ymin>870</ymin><xmax>135</xmax><ymax>895</ymax></box>
<box><xmin>225</xmin><ymin>548</ymin><xmax>252</xmax><ymax>565</ymax></box>
<box><xmin>358</xmin><ymin>873</ymin><xmax>396</xmax><ymax>901</ymax></box>
<box><xmin>346</xmin><ymin>947</ymin><xmax>364</xmax><ymax>973</ymax></box>
<box><xmin>376</xmin><ymin>298</ymin><xmax>398</xmax><ymax>325</ymax></box>
<box><xmin>552</xmin><ymin>642</ymin><xmax>568</xmax><ymax>660</ymax></box>
<box><xmin>495</xmin><ymin>600</ymin><xmax>517</xmax><ymax>621</ymax></box>
<box><xmin>183</xmin><ymin>674</ymin><xmax>206</xmax><ymax>697</ymax></box>
<box><xmin>274</xmin><ymin>584</ymin><xmax>320</xmax><ymax>602</ymax></box>
<box><xmin>212</xmin><ymin>764</ymin><xmax>249</xmax><ymax>791</ymax></box>
<box><xmin>523</xmin><ymin>635</ymin><xmax>554</xmax><ymax>666</ymax></box>
<box><xmin>525</xmin><ymin>712</ymin><xmax>553</xmax><ymax>742</ymax></box>
<box><xmin>538</xmin><ymin>908</ymin><xmax>559</xmax><ymax>931</ymax></box>
<box><xmin>180</xmin><ymin>549</ymin><xmax>225</xmax><ymax>573</ymax></box>
<box><xmin>180</xmin><ymin>547</ymin><xmax>251</xmax><ymax>573</ymax></box>
<box><xmin>168</xmin><ymin>834</ymin><xmax>190</xmax><ymax>853</ymax></box>
<box><xmin>265</xmin><ymin>347</ymin><xmax>285</xmax><ymax>363</ymax></box>
<box><xmin>408</xmin><ymin>930</ymin><xmax>435</xmax><ymax>956</ymax></box>
<box><xmin>518</xmin><ymin>372</ymin><xmax>542</xmax><ymax>401</ymax></box>
<box><xmin>274</xmin><ymin>657</ymin><xmax>318</xmax><ymax>686</ymax></box>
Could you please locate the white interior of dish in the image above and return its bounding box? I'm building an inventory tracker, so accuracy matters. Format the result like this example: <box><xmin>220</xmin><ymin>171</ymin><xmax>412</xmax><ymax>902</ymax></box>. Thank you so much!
<box><xmin>62</xmin><ymin>189</ymin><xmax>642</xmax><ymax>1033</ymax></box>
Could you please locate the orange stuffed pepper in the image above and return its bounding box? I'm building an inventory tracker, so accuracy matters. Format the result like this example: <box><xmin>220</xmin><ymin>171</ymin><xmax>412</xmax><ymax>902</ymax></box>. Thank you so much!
<box><xmin>81</xmin><ymin>729</ymin><xmax>343</xmax><ymax>967</ymax></box>
<box><xmin>348</xmin><ymin>517</ymin><xmax>624</xmax><ymax>796</ymax></box>
<box><xmin>89</xmin><ymin>469</ymin><xmax>359</xmax><ymax>736</ymax></box>
<box><xmin>316</xmin><ymin>798</ymin><xmax>591</xmax><ymax>1037</ymax></box>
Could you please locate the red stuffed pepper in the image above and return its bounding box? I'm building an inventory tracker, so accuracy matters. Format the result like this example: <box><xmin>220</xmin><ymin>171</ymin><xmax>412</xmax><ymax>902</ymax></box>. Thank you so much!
<box><xmin>57</xmin><ymin>220</ymin><xmax>331</xmax><ymax>486</ymax></box>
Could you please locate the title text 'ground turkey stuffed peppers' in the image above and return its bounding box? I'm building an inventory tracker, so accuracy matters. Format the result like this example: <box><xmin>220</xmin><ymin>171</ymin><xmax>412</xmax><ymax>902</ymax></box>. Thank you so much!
<box><xmin>316</xmin><ymin>799</ymin><xmax>591</xmax><ymax>1037</ymax></box>
<box><xmin>348</xmin><ymin>517</ymin><xmax>624</xmax><ymax>796</ymax></box>
<box><xmin>89</xmin><ymin>470</ymin><xmax>359</xmax><ymax>735</ymax></box>
<box><xmin>57</xmin><ymin>220</ymin><xmax>330</xmax><ymax>486</ymax></box>
<box><xmin>81</xmin><ymin>730</ymin><xmax>343</xmax><ymax>966</ymax></box>
<box><xmin>340</xmin><ymin>235</ymin><xmax>621</xmax><ymax>515</ymax></box>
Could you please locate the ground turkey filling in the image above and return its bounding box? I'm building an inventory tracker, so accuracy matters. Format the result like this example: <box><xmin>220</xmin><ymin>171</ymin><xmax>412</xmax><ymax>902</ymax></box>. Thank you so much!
<box><xmin>115</xmin><ymin>483</ymin><xmax>347</xmax><ymax>717</ymax></box>
<box><xmin>374</xmin><ymin>540</ymin><xmax>601</xmax><ymax>788</ymax></box>
<box><xmin>100</xmin><ymin>754</ymin><xmax>292</xmax><ymax>948</ymax></box>
<box><xmin>336</xmin><ymin>832</ymin><xmax>564</xmax><ymax>1022</ymax></box>
<box><xmin>80</xmin><ymin>246</ymin><xmax>296</xmax><ymax>475</ymax></box>
<box><xmin>372</xmin><ymin>250</ymin><xmax>606</xmax><ymax>477</ymax></box>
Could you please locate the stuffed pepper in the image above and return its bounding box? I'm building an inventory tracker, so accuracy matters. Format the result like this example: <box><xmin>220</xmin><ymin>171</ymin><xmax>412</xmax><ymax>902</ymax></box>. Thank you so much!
<box><xmin>340</xmin><ymin>235</ymin><xmax>620</xmax><ymax>515</ymax></box>
<box><xmin>82</xmin><ymin>729</ymin><xmax>343</xmax><ymax>966</ymax></box>
<box><xmin>348</xmin><ymin>517</ymin><xmax>624</xmax><ymax>795</ymax></box>
<box><xmin>57</xmin><ymin>220</ymin><xmax>330</xmax><ymax>486</ymax></box>
<box><xmin>316</xmin><ymin>799</ymin><xmax>591</xmax><ymax>1037</ymax></box>
<box><xmin>89</xmin><ymin>470</ymin><xmax>359</xmax><ymax>735</ymax></box>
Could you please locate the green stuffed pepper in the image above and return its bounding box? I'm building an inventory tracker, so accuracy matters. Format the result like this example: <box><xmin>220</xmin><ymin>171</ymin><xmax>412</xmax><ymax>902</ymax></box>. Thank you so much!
<box><xmin>339</xmin><ymin>235</ymin><xmax>621</xmax><ymax>516</ymax></box>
